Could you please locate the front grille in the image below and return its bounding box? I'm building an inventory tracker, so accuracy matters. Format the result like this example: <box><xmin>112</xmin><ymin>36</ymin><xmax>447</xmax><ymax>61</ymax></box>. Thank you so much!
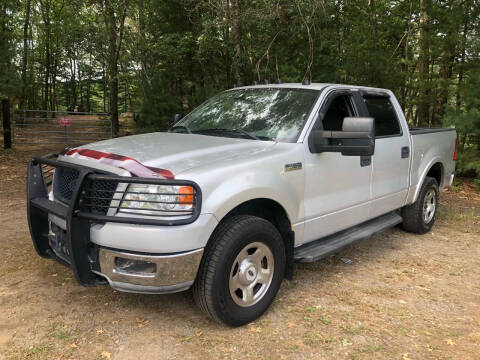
<box><xmin>53</xmin><ymin>167</ymin><xmax>117</xmax><ymax>215</ymax></box>
<box><xmin>53</xmin><ymin>167</ymin><xmax>80</xmax><ymax>203</ymax></box>
<box><xmin>87</xmin><ymin>180</ymin><xmax>118</xmax><ymax>214</ymax></box>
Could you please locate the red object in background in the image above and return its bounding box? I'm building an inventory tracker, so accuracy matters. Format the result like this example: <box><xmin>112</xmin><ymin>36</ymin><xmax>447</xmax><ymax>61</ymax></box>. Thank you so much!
<box><xmin>60</xmin><ymin>117</ymin><xmax>71</xmax><ymax>126</ymax></box>
<box><xmin>453</xmin><ymin>138</ymin><xmax>458</xmax><ymax>161</ymax></box>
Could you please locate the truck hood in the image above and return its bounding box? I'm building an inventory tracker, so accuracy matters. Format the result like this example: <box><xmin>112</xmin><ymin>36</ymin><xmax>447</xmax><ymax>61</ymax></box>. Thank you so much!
<box><xmin>76</xmin><ymin>132</ymin><xmax>276</xmax><ymax>175</ymax></box>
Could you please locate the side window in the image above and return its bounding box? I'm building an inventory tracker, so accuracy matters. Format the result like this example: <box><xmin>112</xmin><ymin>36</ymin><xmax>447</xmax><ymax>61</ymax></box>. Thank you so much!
<box><xmin>319</xmin><ymin>95</ymin><xmax>355</xmax><ymax>131</ymax></box>
<box><xmin>363</xmin><ymin>95</ymin><xmax>401</xmax><ymax>137</ymax></box>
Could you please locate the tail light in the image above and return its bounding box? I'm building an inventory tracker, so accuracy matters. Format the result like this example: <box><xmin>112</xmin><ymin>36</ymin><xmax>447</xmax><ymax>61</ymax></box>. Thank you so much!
<box><xmin>453</xmin><ymin>138</ymin><xmax>458</xmax><ymax>161</ymax></box>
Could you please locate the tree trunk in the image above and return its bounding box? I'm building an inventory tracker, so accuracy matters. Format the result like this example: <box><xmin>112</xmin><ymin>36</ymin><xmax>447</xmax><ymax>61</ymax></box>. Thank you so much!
<box><xmin>2</xmin><ymin>99</ymin><xmax>11</xmax><ymax>149</ymax></box>
<box><xmin>456</xmin><ymin>1</ymin><xmax>470</xmax><ymax>110</ymax></box>
<box><xmin>86</xmin><ymin>53</ymin><xmax>92</xmax><ymax>112</ymax></box>
<box><xmin>224</xmin><ymin>0</ymin><xmax>231</xmax><ymax>87</ymax></box>
<box><xmin>369</xmin><ymin>0</ymin><xmax>378</xmax><ymax>85</ymax></box>
<box><xmin>138</xmin><ymin>0</ymin><xmax>148</xmax><ymax>96</ymax></box>
<box><xmin>232</xmin><ymin>0</ymin><xmax>244</xmax><ymax>86</ymax></box>
<box><xmin>417</xmin><ymin>0</ymin><xmax>430</xmax><ymax>126</ymax></box>
<box><xmin>104</xmin><ymin>0</ymin><xmax>128</xmax><ymax>136</ymax></box>
<box><xmin>41</xmin><ymin>0</ymin><xmax>51</xmax><ymax>111</ymax></box>
<box><xmin>102</xmin><ymin>63</ymin><xmax>106</xmax><ymax>112</ymax></box>
<box><xmin>433</xmin><ymin>46</ymin><xmax>455</xmax><ymax>125</ymax></box>
<box><xmin>20</xmin><ymin>0</ymin><xmax>31</xmax><ymax>110</ymax></box>
<box><xmin>51</xmin><ymin>57</ymin><xmax>57</xmax><ymax>111</ymax></box>
<box><xmin>108</xmin><ymin>13</ymin><xmax>119</xmax><ymax>135</ymax></box>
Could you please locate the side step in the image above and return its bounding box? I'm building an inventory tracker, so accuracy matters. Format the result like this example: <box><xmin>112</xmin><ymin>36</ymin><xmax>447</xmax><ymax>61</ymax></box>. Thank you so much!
<box><xmin>294</xmin><ymin>211</ymin><xmax>403</xmax><ymax>263</ymax></box>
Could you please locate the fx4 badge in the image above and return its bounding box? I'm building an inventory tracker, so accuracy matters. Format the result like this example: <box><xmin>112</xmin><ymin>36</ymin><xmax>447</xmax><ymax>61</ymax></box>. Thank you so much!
<box><xmin>284</xmin><ymin>162</ymin><xmax>303</xmax><ymax>172</ymax></box>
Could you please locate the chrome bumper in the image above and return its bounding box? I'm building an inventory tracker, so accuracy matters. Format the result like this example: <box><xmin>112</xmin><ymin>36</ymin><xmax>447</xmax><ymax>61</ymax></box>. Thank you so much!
<box><xmin>95</xmin><ymin>248</ymin><xmax>204</xmax><ymax>294</ymax></box>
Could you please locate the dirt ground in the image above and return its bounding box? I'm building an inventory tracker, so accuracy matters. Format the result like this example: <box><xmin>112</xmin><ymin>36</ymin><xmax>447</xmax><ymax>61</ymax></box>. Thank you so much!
<box><xmin>0</xmin><ymin>146</ymin><xmax>479</xmax><ymax>360</ymax></box>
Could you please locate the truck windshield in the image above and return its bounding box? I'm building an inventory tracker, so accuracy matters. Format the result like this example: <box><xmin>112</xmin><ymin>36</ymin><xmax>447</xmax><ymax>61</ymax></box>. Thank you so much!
<box><xmin>173</xmin><ymin>88</ymin><xmax>319</xmax><ymax>142</ymax></box>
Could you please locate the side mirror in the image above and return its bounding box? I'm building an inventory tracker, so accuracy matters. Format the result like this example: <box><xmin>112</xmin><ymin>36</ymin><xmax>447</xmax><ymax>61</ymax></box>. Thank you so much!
<box><xmin>173</xmin><ymin>113</ymin><xmax>183</xmax><ymax>124</ymax></box>
<box><xmin>309</xmin><ymin>117</ymin><xmax>375</xmax><ymax>156</ymax></box>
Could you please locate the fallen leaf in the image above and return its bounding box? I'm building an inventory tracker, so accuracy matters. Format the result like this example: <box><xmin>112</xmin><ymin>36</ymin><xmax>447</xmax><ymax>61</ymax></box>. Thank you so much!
<box><xmin>69</xmin><ymin>343</ymin><xmax>77</xmax><ymax>349</ymax></box>
<box><xmin>342</xmin><ymin>338</ymin><xmax>352</xmax><ymax>346</ymax></box>
<box><xmin>287</xmin><ymin>321</ymin><xmax>297</xmax><ymax>328</ymax></box>
<box><xmin>399</xmin><ymin>300</ymin><xmax>407</xmax><ymax>304</ymax></box>
<box><xmin>101</xmin><ymin>351</ymin><xmax>111</xmax><ymax>359</ymax></box>
<box><xmin>96</xmin><ymin>329</ymin><xmax>104</xmax><ymax>334</ymax></box>
<box><xmin>402</xmin><ymin>354</ymin><xmax>411</xmax><ymax>360</ymax></box>
<box><xmin>249</xmin><ymin>326</ymin><xmax>262</xmax><ymax>333</ymax></box>
<box><xmin>444</xmin><ymin>338</ymin><xmax>456</xmax><ymax>346</ymax></box>
<box><xmin>468</xmin><ymin>332</ymin><xmax>480</xmax><ymax>343</ymax></box>
<box><xmin>136</xmin><ymin>317</ymin><xmax>149</xmax><ymax>328</ymax></box>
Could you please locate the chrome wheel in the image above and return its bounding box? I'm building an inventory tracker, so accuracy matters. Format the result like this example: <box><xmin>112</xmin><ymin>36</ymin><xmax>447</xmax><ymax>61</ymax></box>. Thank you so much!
<box><xmin>423</xmin><ymin>188</ymin><xmax>436</xmax><ymax>224</ymax></box>
<box><xmin>229</xmin><ymin>242</ymin><xmax>274</xmax><ymax>307</ymax></box>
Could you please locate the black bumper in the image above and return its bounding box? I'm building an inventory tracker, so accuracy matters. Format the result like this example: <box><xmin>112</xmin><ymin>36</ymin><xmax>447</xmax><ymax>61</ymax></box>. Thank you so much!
<box><xmin>27</xmin><ymin>155</ymin><xmax>201</xmax><ymax>286</ymax></box>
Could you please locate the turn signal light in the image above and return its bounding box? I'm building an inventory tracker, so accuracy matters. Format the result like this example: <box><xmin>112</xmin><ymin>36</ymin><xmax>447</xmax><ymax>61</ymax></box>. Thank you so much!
<box><xmin>178</xmin><ymin>186</ymin><xmax>194</xmax><ymax>205</ymax></box>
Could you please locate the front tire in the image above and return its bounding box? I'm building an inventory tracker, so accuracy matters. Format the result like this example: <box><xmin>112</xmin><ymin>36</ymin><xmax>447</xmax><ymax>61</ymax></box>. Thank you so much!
<box><xmin>401</xmin><ymin>176</ymin><xmax>439</xmax><ymax>234</ymax></box>
<box><xmin>193</xmin><ymin>215</ymin><xmax>286</xmax><ymax>326</ymax></box>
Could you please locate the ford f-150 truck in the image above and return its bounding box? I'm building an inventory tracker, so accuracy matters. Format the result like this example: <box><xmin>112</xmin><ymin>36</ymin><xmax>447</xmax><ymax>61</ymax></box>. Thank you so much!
<box><xmin>27</xmin><ymin>83</ymin><xmax>456</xmax><ymax>326</ymax></box>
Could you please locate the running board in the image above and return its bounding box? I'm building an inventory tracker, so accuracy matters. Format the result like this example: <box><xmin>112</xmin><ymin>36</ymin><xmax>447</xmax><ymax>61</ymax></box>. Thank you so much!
<box><xmin>294</xmin><ymin>212</ymin><xmax>403</xmax><ymax>263</ymax></box>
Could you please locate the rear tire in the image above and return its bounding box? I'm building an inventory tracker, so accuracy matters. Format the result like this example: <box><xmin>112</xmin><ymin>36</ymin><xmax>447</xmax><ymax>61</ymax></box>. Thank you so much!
<box><xmin>193</xmin><ymin>215</ymin><xmax>285</xmax><ymax>327</ymax></box>
<box><xmin>401</xmin><ymin>176</ymin><xmax>439</xmax><ymax>234</ymax></box>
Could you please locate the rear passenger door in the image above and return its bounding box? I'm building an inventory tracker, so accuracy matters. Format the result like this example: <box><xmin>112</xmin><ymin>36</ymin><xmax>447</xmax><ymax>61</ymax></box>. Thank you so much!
<box><xmin>361</xmin><ymin>92</ymin><xmax>410</xmax><ymax>217</ymax></box>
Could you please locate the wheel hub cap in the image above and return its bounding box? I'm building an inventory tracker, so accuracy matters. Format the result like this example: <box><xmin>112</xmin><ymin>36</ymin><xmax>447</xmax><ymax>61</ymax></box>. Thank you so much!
<box><xmin>229</xmin><ymin>242</ymin><xmax>274</xmax><ymax>307</ymax></box>
<box><xmin>239</xmin><ymin>261</ymin><xmax>257</xmax><ymax>284</ymax></box>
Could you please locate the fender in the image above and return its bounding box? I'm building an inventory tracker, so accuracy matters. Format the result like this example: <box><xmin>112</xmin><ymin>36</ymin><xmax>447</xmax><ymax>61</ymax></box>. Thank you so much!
<box><xmin>201</xmin><ymin>169</ymin><xmax>303</xmax><ymax>225</ymax></box>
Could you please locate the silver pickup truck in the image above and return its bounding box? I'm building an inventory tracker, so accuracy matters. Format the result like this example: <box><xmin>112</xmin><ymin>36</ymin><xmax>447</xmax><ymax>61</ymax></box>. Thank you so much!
<box><xmin>27</xmin><ymin>83</ymin><xmax>456</xmax><ymax>326</ymax></box>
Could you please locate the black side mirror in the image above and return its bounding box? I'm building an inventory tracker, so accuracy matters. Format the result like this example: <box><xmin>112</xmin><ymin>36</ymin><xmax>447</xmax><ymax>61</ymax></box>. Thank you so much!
<box><xmin>309</xmin><ymin>117</ymin><xmax>375</xmax><ymax>156</ymax></box>
<box><xmin>173</xmin><ymin>113</ymin><xmax>183</xmax><ymax>124</ymax></box>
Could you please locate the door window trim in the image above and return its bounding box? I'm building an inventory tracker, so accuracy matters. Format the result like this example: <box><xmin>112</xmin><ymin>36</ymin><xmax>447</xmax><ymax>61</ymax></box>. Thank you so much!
<box><xmin>306</xmin><ymin>90</ymin><xmax>362</xmax><ymax>154</ymax></box>
<box><xmin>360</xmin><ymin>91</ymin><xmax>403</xmax><ymax>139</ymax></box>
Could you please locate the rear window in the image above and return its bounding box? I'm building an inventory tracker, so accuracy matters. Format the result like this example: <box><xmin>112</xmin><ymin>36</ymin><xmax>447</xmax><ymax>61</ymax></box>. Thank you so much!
<box><xmin>363</xmin><ymin>96</ymin><xmax>401</xmax><ymax>137</ymax></box>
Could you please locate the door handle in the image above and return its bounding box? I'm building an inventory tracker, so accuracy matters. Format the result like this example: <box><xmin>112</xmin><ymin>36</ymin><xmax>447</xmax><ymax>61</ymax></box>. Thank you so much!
<box><xmin>401</xmin><ymin>146</ymin><xmax>409</xmax><ymax>159</ymax></box>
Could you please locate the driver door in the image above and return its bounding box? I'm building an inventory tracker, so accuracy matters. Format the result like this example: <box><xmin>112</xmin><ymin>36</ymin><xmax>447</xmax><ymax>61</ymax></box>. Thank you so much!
<box><xmin>301</xmin><ymin>90</ymin><xmax>373</xmax><ymax>246</ymax></box>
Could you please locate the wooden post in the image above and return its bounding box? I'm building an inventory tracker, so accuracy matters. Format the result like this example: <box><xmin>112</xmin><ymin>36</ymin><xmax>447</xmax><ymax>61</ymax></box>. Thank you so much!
<box><xmin>2</xmin><ymin>99</ymin><xmax>12</xmax><ymax>149</ymax></box>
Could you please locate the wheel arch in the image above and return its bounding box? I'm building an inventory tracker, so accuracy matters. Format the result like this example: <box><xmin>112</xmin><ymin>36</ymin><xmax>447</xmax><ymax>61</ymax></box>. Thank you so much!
<box><xmin>212</xmin><ymin>198</ymin><xmax>295</xmax><ymax>279</ymax></box>
<box><xmin>411</xmin><ymin>159</ymin><xmax>444</xmax><ymax>203</ymax></box>
<box><xmin>425</xmin><ymin>162</ymin><xmax>443</xmax><ymax>187</ymax></box>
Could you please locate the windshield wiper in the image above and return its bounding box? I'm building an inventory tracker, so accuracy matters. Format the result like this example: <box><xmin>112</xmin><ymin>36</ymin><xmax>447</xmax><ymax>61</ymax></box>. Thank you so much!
<box><xmin>170</xmin><ymin>124</ymin><xmax>192</xmax><ymax>134</ymax></box>
<box><xmin>196</xmin><ymin>128</ymin><xmax>263</xmax><ymax>141</ymax></box>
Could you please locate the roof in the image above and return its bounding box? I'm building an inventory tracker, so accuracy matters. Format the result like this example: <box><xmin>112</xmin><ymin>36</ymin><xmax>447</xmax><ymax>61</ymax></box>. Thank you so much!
<box><xmin>229</xmin><ymin>82</ymin><xmax>391</xmax><ymax>93</ymax></box>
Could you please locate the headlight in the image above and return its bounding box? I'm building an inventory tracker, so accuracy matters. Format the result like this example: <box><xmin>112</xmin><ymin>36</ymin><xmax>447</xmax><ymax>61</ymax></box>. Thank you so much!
<box><xmin>119</xmin><ymin>184</ymin><xmax>194</xmax><ymax>215</ymax></box>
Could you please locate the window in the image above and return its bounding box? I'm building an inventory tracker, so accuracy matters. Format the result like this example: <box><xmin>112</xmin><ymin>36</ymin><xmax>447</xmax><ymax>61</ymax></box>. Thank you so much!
<box><xmin>320</xmin><ymin>95</ymin><xmax>355</xmax><ymax>131</ymax></box>
<box><xmin>363</xmin><ymin>95</ymin><xmax>401</xmax><ymax>137</ymax></box>
<box><xmin>177</xmin><ymin>88</ymin><xmax>319</xmax><ymax>142</ymax></box>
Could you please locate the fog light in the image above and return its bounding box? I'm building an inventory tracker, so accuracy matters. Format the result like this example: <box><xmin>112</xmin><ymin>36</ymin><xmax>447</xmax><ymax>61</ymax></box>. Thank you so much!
<box><xmin>114</xmin><ymin>257</ymin><xmax>157</xmax><ymax>276</ymax></box>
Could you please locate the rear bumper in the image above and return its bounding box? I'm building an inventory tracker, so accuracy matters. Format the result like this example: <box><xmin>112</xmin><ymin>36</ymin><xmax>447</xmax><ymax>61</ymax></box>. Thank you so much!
<box><xmin>446</xmin><ymin>171</ymin><xmax>455</xmax><ymax>188</ymax></box>
<box><xmin>94</xmin><ymin>248</ymin><xmax>204</xmax><ymax>294</ymax></box>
